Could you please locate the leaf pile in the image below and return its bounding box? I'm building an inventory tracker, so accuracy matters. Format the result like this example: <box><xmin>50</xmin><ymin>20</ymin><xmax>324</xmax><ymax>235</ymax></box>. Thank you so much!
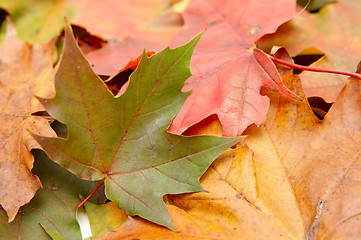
<box><xmin>1</xmin><ymin>0</ymin><xmax>361</xmax><ymax>239</ymax></box>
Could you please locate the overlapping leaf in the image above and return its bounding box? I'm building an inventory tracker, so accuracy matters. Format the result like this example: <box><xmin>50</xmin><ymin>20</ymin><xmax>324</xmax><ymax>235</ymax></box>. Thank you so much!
<box><xmin>33</xmin><ymin>23</ymin><xmax>240</xmax><ymax>230</ymax></box>
<box><xmin>0</xmin><ymin>20</ymin><xmax>56</xmax><ymax>222</ymax></box>
<box><xmin>168</xmin><ymin>0</ymin><xmax>298</xmax><ymax>137</ymax></box>
<box><xmin>98</xmin><ymin>49</ymin><xmax>361</xmax><ymax>239</ymax></box>
<box><xmin>0</xmin><ymin>150</ymin><xmax>94</xmax><ymax>240</ymax></box>
<box><xmin>98</xmin><ymin>102</ymin><xmax>306</xmax><ymax>239</ymax></box>
<box><xmin>258</xmin><ymin>0</ymin><xmax>361</xmax><ymax>101</ymax></box>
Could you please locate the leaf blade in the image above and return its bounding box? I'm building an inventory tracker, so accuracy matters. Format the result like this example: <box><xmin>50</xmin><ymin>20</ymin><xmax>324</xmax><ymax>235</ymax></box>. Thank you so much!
<box><xmin>0</xmin><ymin>19</ymin><xmax>56</xmax><ymax>221</ymax></box>
<box><xmin>33</xmin><ymin>22</ymin><xmax>241</xmax><ymax>230</ymax></box>
<box><xmin>168</xmin><ymin>0</ymin><xmax>297</xmax><ymax>137</ymax></box>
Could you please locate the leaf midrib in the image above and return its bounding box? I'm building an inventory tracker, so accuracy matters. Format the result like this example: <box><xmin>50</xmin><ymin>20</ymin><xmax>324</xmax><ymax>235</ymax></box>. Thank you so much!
<box><xmin>107</xmin><ymin>43</ymin><xmax>197</xmax><ymax>176</ymax></box>
<box><xmin>69</xmin><ymin>45</ymin><xmax>106</xmax><ymax>172</ymax></box>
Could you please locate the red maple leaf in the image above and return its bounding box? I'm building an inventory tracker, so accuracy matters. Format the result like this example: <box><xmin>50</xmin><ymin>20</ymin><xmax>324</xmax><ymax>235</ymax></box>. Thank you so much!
<box><xmin>168</xmin><ymin>0</ymin><xmax>298</xmax><ymax>137</ymax></box>
<box><xmin>118</xmin><ymin>50</ymin><xmax>156</xmax><ymax>72</ymax></box>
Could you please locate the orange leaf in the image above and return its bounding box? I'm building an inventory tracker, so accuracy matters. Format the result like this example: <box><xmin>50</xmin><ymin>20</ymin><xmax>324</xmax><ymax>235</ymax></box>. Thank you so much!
<box><xmin>0</xmin><ymin>20</ymin><xmax>56</xmax><ymax>221</ymax></box>
<box><xmin>257</xmin><ymin>48</ymin><xmax>361</xmax><ymax>239</ymax></box>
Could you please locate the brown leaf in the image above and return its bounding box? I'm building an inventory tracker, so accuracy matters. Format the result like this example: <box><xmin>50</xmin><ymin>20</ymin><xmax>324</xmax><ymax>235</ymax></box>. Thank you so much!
<box><xmin>0</xmin><ymin>20</ymin><xmax>56</xmax><ymax>221</ymax></box>
<box><xmin>257</xmin><ymin>50</ymin><xmax>361</xmax><ymax>239</ymax></box>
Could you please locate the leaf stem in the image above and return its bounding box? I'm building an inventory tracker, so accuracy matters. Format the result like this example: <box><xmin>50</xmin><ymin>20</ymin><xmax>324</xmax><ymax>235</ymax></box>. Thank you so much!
<box><xmin>76</xmin><ymin>180</ymin><xmax>104</xmax><ymax>209</ymax></box>
<box><xmin>268</xmin><ymin>54</ymin><xmax>361</xmax><ymax>80</ymax></box>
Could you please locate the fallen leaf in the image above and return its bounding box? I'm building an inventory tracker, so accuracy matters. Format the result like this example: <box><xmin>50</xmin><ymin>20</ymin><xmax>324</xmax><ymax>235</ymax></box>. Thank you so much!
<box><xmin>0</xmin><ymin>0</ymin><xmax>182</xmax><ymax>44</ymax></box>
<box><xmin>168</xmin><ymin>0</ymin><xmax>298</xmax><ymax>137</ymax></box>
<box><xmin>170</xmin><ymin>120</ymin><xmax>306</xmax><ymax>239</ymax></box>
<box><xmin>0</xmin><ymin>20</ymin><xmax>56</xmax><ymax>222</ymax></box>
<box><xmin>0</xmin><ymin>150</ymin><xmax>94</xmax><ymax>240</ymax></box>
<box><xmin>33</xmin><ymin>22</ymin><xmax>240</xmax><ymax>230</ymax></box>
<box><xmin>256</xmin><ymin>48</ymin><xmax>361</xmax><ymax>239</ymax></box>
<box><xmin>258</xmin><ymin>0</ymin><xmax>361</xmax><ymax>101</ymax></box>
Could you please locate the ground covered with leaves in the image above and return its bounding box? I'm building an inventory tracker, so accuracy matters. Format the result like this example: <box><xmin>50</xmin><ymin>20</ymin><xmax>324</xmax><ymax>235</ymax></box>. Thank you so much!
<box><xmin>0</xmin><ymin>0</ymin><xmax>361</xmax><ymax>239</ymax></box>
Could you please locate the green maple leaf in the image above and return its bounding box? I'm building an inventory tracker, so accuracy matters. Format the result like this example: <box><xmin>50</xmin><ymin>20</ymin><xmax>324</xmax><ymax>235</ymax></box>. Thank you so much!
<box><xmin>33</xmin><ymin>22</ymin><xmax>240</xmax><ymax>230</ymax></box>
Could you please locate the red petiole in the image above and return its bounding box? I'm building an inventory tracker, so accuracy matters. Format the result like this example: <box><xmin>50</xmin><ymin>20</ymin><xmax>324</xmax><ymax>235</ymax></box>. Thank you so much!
<box><xmin>268</xmin><ymin>54</ymin><xmax>361</xmax><ymax>80</ymax></box>
<box><xmin>76</xmin><ymin>180</ymin><xmax>104</xmax><ymax>209</ymax></box>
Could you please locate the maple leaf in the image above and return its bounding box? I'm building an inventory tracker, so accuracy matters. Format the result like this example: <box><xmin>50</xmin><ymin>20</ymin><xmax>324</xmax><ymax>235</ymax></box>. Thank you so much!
<box><xmin>0</xmin><ymin>20</ymin><xmax>56</xmax><ymax>222</ymax></box>
<box><xmin>254</xmin><ymin>49</ymin><xmax>361</xmax><ymax>239</ymax></box>
<box><xmin>33</xmin><ymin>22</ymin><xmax>240</xmax><ymax>230</ymax></box>
<box><xmin>258</xmin><ymin>0</ymin><xmax>361</xmax><ymax>102</ymax></box>
<box><xmin>0</xmin><ymin>150</ymin><xmax>95</xmax><ymax>240</ymax></box>
<box><xmin>0</xmin><ymin>0</ymin><xmax>181</xmax><ymax>44</ymax></box>
<box><xmin>96</xmin><ymin>49</ymin><xmax>361</xmax><ymax>240</ymax></box>
<box><xmin>167</xmin><ymin>0</ymin><xmax>298</xmax><ymax>137</ymax></box>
